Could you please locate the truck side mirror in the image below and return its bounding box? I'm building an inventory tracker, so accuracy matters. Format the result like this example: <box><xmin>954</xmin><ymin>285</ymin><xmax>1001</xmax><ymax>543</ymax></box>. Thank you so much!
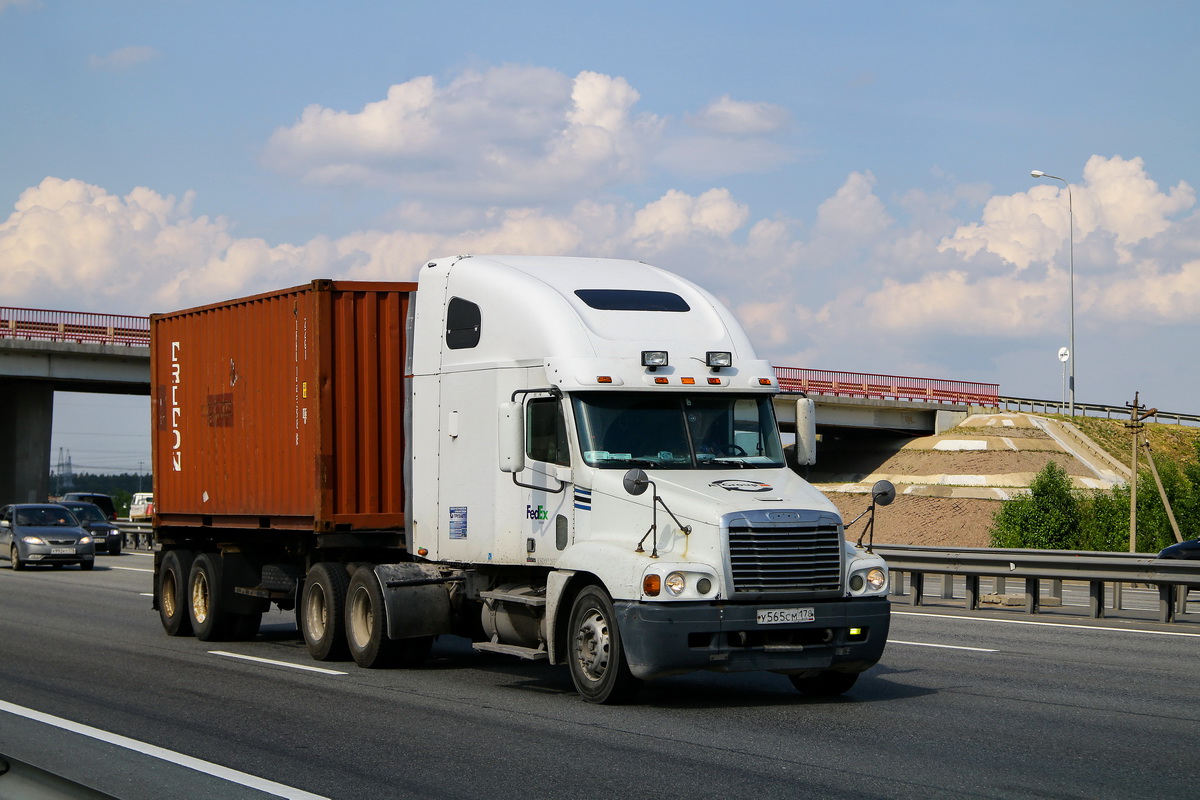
<box><xmin>871</xmin><ymin>479</ymin><xmax>896</xmax><ymax>507</ymax></box>
<box><xmin>623</xmin><ymin>468</ymin><xmax>649</xmax><ymax>496</ymax></box>
<box><xmin>794</xmin><ymin>397</ymin><xmax>817</xmax><ymax>466</ymax></box>
<box><xmin>497</xmin><ymin>402</ymin><xmax>525</xmax><ymax>473</ymax></box>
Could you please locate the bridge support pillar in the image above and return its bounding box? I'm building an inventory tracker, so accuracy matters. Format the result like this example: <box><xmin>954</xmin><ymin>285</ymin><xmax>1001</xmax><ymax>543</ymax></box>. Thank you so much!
<box><xmin>0</xmin><ymin>380</ymin><xmax>53</xmax><ymax>503</ymax></box>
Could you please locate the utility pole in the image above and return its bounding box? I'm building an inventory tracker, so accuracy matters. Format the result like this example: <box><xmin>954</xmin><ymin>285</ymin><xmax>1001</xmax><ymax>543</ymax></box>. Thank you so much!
<box><xmin>1125</xmin><ymin>393</ymin><xmax>1156</xmax><ymax>552</ymax></box>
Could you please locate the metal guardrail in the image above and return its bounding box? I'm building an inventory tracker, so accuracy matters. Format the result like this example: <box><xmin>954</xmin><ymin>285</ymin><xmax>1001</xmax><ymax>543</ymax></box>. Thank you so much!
<box><xmin>875</xmin><ymin>544</ymin><xmax>1197</xmax><ymax>624</ymax></box>
<box><xmin>0</xmin><ymin>307</ymin><xmax>149</xmax><ymax>346</ymax></box>
<box><xmin>774</xmin><ymin>366</ymin><xmax>1000</xmax><ymax>407</ymax></box>
<box><xmin>999</xmin><ymin>395</ymin><xmax>1200</xmax><ymax>426</ymax></box>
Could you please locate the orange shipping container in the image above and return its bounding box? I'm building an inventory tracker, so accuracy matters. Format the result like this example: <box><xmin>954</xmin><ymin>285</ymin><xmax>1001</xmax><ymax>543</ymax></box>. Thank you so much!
<box><xmin>150</xmin><ymin>280</ymin><xmax>416</xmax><ymax>532</ymax></box>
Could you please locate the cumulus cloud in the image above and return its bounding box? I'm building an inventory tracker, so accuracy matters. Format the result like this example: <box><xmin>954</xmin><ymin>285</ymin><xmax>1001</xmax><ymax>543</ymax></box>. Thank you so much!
<box><xmin>939</xmin><ymin>154</ymin><xmax>1195</xmax><ymax>269</ymax></box>
<box><xmin>263</xmin><ymin>67</ymin><xmax>663</xmax><ymax>201</ymax></box>
<box><xmin>88</xmin><ymin>45</ymin><xmax>161</xmax><ymax>71</ymax></box>
<box><xmin>687</xmin><ymin>96</ymin><xmax>790</xmax><ymax>135</ymax></box>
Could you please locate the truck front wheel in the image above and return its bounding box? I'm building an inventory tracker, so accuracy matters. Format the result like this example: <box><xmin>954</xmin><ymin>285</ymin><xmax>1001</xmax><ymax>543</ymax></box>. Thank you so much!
<box><xmin>567</xmin><ymin>586</ymin><xmax>641</xmax><ymax>704</ymax></box>
<box><xmin>301</xmin><ymin>562</ymin><xmax>351</xmax><ymax>661</ymax></box>
<box><xmin>158</xmin><ymin>549</ymin><xmax>194</xmax><ymax>636</ymax></box>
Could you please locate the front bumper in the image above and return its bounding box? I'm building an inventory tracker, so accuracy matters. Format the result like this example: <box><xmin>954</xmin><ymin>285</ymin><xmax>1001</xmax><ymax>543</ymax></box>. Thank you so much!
<box><xmin>614</xmin><ymin>596</ymin><xmax>890</xmax><ymax>681</ymax></box>
<box><xmin>20</xmin><ymin>543</ymin><xmax>96</xmax><ymax>565</ymax></box>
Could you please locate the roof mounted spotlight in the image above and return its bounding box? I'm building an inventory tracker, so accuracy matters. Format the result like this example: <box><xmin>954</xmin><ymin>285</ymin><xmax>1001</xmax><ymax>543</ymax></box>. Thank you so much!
<box><xmin>705</xmin><ymin>351</ymin><xmax>732</xmax><ymax>372</ymax></box>
<box><xmin>641</xmin><ymin>350</ymin><xmax>669</xmax><ymax>372</ymax></box>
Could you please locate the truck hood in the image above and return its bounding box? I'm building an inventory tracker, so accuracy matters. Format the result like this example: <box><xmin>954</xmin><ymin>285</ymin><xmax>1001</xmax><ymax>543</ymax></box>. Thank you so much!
<box><xmin>596</xmin><ymin>467</ymin><xmax>841</xmax><ymax>527</ymax></box>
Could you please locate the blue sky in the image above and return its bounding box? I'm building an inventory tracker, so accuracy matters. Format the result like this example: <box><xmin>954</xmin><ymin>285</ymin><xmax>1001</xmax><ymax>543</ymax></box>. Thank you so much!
<box><xmin>3</xmin><ymin>1</ymin><xmax>1198</xmax><ymax>473</ymax></box>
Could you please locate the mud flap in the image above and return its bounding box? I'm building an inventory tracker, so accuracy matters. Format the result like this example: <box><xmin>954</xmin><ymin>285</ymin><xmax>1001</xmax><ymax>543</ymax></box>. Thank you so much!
<box><xmin>374</xmin><ymin>563</ymin><xmax>454</xmax><ymax>639</ymax></box>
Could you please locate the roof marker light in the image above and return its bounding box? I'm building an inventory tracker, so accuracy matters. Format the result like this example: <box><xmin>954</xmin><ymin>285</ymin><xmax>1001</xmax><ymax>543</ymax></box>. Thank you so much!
<box><xmin>681</xmin><ymin>377</ymin><xmax>695</xmax><ymax>385</ymax></box>
<box><xmin>654</xmin><ymin>377</ymin><xmax>669</xmax><ymax>385</ymax></box>
<box><xmin>597</xmin><ymin>376</ymin><xmax>613</xmax><ymax>384</ymax></box>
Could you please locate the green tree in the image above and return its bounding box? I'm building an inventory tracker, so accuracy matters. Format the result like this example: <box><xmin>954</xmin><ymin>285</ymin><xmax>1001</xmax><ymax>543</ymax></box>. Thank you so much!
<box><xmin>990</xmin><ymin>461</ymin><xmax>1080</xmax><ymax>549</ymax></box>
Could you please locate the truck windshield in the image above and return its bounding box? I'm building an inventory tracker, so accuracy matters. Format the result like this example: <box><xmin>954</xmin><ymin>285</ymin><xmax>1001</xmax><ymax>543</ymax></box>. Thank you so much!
<box><xmin>571</xmin><ymin>392</ymin><xmax>785</xmax><ymax>469</ymax></box>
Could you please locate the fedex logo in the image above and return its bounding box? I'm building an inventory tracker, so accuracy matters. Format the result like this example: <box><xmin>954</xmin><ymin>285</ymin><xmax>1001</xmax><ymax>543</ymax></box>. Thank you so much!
<box><xmin>526</xmin><ymin>505</ymin><xmax>549</xmax><ymax>520</ymax></box>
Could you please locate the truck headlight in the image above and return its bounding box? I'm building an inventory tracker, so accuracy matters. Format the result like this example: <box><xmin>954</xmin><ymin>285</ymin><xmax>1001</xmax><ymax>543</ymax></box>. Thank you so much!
<box><xmin>665</xmin><ymin>572</ymin><xmax>686</xmax><ymax>596</ymax></box>
<box><xmin>866</xmin><ymin>568</ymin><xmax>886</xmax><ymax>591</ymax></box>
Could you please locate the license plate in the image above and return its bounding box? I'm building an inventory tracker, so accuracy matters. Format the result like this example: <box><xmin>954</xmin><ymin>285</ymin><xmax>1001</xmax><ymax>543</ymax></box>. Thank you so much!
<box><xmin>51</xmin><ymin>547</ymin><xmax>76</xmax><ymax>555</ymax></box>
<box><xmin>757</xmin><ymin>607</ymin><xmax>815</xmax><ymax>625</ymax></box>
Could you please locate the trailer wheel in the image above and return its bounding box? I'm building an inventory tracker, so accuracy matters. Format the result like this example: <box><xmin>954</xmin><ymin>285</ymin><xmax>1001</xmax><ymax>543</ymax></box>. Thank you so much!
<box><xmin>789</xmin><ymin>671</ymin><xmax>858</xmax><ymax>697</ymax></box>
<box><xmin>301</xmin><ymin>562</ymin><xmax>351</xmax><ymax>661</ymax></box>
<box><xmin>346</xmin><ymin>566</ymin><xmax>400</xmax><ymax>669</ymax></box>
<box><xmin>567</xmin><ymin>585</ymin><xmax>641</xmax><ymax>704</ymax></box>
<box><xmin>189</xmin><ymin>552</ymin><xmax>236</xmax><ymax>642</ymax></box>
<box><xmin>158</xmin><ymin>550</ymin><xmax>194</xmax><ymax>635</ymax></box>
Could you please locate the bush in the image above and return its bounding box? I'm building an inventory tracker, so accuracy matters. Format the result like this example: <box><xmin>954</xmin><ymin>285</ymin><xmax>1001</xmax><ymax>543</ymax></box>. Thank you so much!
<box><xmin>990</xmin><ymin>462</ymin><xmax>1080</xmax><ymax>549</ymax></box>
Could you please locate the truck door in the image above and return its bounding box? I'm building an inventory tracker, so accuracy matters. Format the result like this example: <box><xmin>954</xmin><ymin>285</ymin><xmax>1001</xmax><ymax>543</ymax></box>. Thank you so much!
<box><xmin>522</xmin><ymin>395</ymin><xmax>573</xmax><ymax>564</ymax></box>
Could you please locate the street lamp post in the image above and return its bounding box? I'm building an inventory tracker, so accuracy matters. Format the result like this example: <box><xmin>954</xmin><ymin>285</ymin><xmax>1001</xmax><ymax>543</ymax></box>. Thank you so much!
<box><xmin>1031</xmin><ymin>170</ymin><xmax>1074</xmax><ymax>416</ymax></box>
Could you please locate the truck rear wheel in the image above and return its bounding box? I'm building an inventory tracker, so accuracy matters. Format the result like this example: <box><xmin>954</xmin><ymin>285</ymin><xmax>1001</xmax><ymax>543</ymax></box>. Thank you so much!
<box><xmin>567</xmin><ymin>585</ymin><xmax>641</xmax><ymax>704</ymax></box>
<box><xmin>301</xmin><ymin>562</ymin><xmax>351</xmax><ymax>661</ymax></box>
<box><xmin>158</xmin><ymin>549</ymin><xmax>194</xmax><ymax>636</ymax></box>
<box><xmin>346</xmin><ymin>566</ymin><xmax>399</xmax><ymax>669</ymax></box>
<box><xmin>789</xmin><ymin>671</ymin><xmax>858</xmax><ymax>697</ymax></box>
<box><xmin>189</xmin><ymin>552</ymin><xmax>236</xmax><ymax>642</ymax></box>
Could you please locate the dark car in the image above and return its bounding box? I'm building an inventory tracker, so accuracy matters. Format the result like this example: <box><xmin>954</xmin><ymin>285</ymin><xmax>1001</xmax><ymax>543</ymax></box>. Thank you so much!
<box><xmin>58</xmin><ymin>501</ymin><xmax>123</xmax><ymax>555</ymax></box>
<box><xmin>1156</xmin><ymin>538</ymin><xmax>1200</xmax><ymax>590</ymax></box>
<box><xmin>0</xmin><ymin>504</ymin><xmax>96</xmax><ymax>570</ymax></box>
<box><xmin>60</xmin><ymin>492</ymin><xmax>117</xmax><ymax>521</ymax></box>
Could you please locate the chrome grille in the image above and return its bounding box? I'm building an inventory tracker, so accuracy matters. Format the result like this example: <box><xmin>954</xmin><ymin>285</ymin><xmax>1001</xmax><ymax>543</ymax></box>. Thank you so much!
<box><xmin>727</xmin><ymin>516</ymin><xmax>843</xmax><ymax>594</ymax></box>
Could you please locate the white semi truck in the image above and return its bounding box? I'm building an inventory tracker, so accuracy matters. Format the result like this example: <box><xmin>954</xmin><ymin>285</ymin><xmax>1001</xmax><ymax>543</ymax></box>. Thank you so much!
<box><xmin>151</xmin><ymin>255</ymin><xmax>891</xmax><ymax>703</ymax></box>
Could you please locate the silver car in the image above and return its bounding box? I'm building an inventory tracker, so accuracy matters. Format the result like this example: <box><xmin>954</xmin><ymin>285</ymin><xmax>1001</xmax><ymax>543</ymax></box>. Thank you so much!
<box><xmin>0</xmin><ymin>504</ymin><xmax>96</xmax><ymax>570</ymax></box>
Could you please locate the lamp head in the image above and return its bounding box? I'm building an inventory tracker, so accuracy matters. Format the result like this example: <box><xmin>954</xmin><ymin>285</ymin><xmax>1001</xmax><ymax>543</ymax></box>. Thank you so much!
<box><xmin>1031</xmin><ymin>170</ymin><xmax>1046</xmax><ymax>178</ymax></box>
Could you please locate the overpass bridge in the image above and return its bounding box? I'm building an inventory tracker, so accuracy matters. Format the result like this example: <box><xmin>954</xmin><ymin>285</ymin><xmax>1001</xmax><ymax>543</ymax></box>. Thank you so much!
<box><xmin>0</xmin><ymin>308</ymin><xmax>149</xmax><ymax>503</ymax></box>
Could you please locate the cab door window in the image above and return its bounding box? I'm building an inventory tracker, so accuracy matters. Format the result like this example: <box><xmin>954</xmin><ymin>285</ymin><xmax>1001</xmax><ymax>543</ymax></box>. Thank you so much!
<box><xmin>527</xmin><ymin>398</ymin><xmax>569</xmax><ymax>466</ymax></box>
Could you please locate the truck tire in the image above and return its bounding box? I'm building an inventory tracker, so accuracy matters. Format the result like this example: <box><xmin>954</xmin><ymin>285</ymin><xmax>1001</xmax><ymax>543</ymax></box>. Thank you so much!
<box><xmin>188</xmin><ymin>552</ymin><xmax>236</xmax><ymax>642</ymax></box>
<box><xmin>346</xmin><ymin>566</ymin><xmax>400</xmax><ymax>669</ymax></box>
<box><xmin>566</xmin><ymin>585</ymin><xmax>642</xmax><ymax>704</ymax></box>
<box><xmin>301</xmin><ymin>562</ymin><xmax>351</xmax><ymax>661</ymax></box>
<box><xmin>789</xmin><ymin>671</ymin><xmax>858</xmax><ymax>697</ymax></box>
<box><xmin>159</xmin><ymin>549</ymin><xmax>194</xmax><ymax>636</ymax></box>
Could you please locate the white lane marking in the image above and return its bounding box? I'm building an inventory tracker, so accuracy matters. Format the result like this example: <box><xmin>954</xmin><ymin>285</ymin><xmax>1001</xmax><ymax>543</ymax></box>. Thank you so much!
<box><xmin>139</xmin><ymin>592</ymin><xmax>154</xmax><ymax>597</ymax></box>
<box><xmin>210</xmin><ymin>651</ymin><xmax>349</xmax><ymax>675</ymax></box>
<box><xmin>0</xmin><ymin>699</ymin><xmax>330</xmax><ymax>800</ymax></box>
<box><xmin>890</xmin><ymin>639</ymin><xmax>998</xmax><ymax>652</ymax></box>
<box><xmin>111</xmin><ymin>566</ymin><xmax>153</xmax><ymax>573</ymax></box>
<box><xmin>894</xmin><ymin>610</ymin><xmax>1200</xmax><ymax>638</ymax></box>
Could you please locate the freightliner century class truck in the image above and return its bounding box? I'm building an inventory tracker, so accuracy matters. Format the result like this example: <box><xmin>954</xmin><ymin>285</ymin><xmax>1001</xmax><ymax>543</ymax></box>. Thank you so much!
<box><xmin>150</xmin><ymin>254</ymin><xmax>891</xmax><ymax>703</ymax></box>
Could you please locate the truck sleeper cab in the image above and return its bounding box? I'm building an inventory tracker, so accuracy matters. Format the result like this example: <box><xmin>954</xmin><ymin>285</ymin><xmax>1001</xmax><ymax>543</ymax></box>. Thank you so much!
<box><xmin>149</xmin><ymin>255</ymin><xmax>890</xmax><ymax>704</ymax></box>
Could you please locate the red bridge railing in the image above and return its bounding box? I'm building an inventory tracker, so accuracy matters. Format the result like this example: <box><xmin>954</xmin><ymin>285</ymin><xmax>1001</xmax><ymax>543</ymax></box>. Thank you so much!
<box><xmin>0</xmin><ymin>307</ymin><xmax>150</xmax><ymax>346</ymax></box>
<box><xmin>774</xmin><ymin>366</ymin><xmax>999</xmax><ymax>407</ymax></box>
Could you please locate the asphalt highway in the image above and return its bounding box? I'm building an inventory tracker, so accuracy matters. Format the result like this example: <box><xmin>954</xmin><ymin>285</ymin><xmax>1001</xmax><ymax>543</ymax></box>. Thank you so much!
<box><xmin>1</xmin><ymin>551</ymin><xmax>1197</xmax><ymax>799</ymax></box>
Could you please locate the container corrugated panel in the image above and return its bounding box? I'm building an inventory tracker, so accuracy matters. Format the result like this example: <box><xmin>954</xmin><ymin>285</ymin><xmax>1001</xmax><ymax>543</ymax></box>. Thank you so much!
<box><xmin>150</xmin><ymin>280</ymin><xmax>416</xmax><ymax>532</ymax></box>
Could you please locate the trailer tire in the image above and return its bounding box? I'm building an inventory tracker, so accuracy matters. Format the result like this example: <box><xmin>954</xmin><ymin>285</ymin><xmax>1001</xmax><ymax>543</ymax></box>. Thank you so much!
<box><xmin>789</xmin><ymin>670</ymin><xmax>858</xmax><ymax>697</ymax></box>
<box><xmin>301</xmin><ymin>562</ymin><xmax>351</xmax><ymax>661</ymax></box>
<box><xmin>567</xmin><ymin>585</ymin><xmax>642</xmax><ymax>704</ymax></box>
<box><xmin>346</xmin><ymin>566</ymin><xmax>400</xmax><ymax>669</ymax></box>
<box><xmin>188</xmin><ymin>552</ymin><xmax>236</xmax><ymax>642</ymax></box>
<box><xmin>158</xmin><ymin>549</ymin><xmax>194</xmax><ymax>636</ymax></box>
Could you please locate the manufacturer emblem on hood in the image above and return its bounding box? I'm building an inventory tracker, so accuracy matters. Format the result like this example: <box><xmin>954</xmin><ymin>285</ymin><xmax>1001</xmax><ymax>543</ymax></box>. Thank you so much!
<box><xmin>710</xmin><ymin>479</ymin><xmax>773</xmax><ymax>492</ymax></box>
